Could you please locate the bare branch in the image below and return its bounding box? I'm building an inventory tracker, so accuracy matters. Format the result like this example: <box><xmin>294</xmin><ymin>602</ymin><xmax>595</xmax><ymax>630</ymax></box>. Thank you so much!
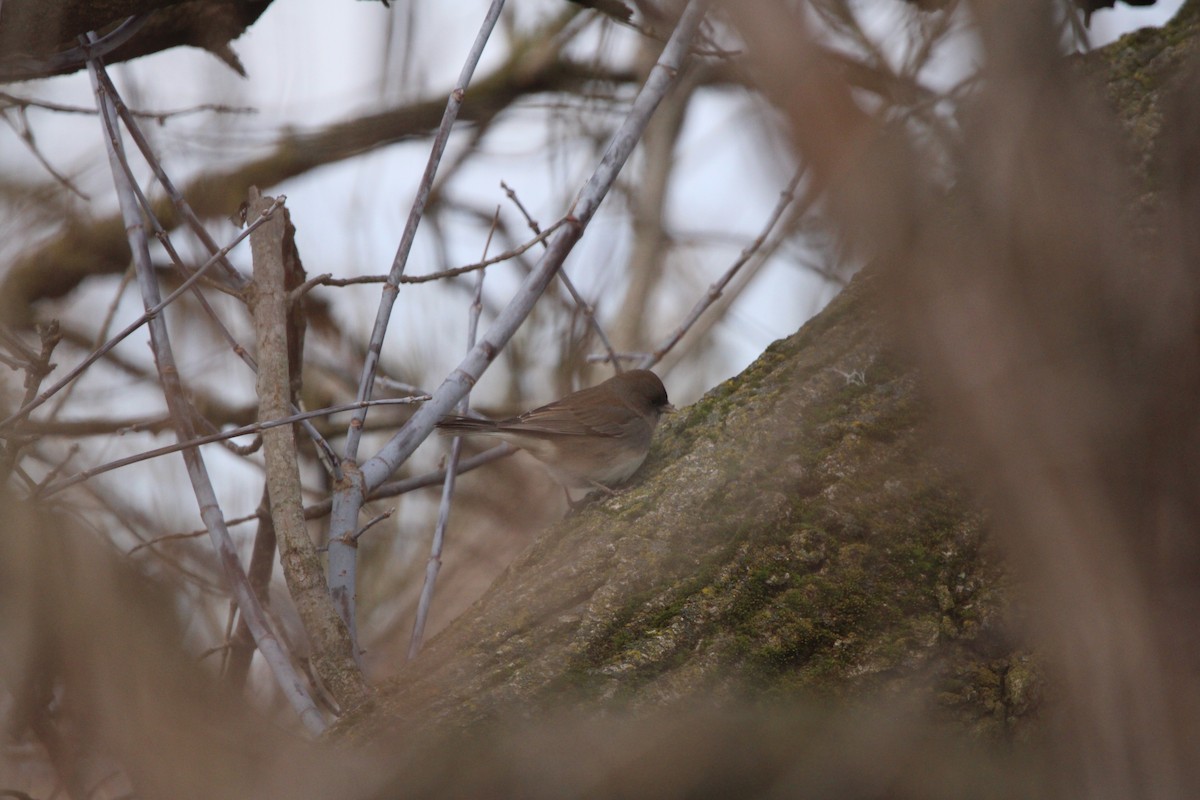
<box><xmin>399</xmin><ymin>217</ymin><xmax>567</xmax><ymax>283</ymax></box>
<box><xmin>307</xmin><ymin>218</ymin><xmax>566</xmax><ymax>290</ymax></box>
<box><xmin>0</xmin><ymin>91</ymin><xmax>254</xmax><ymax>120</ymax></box>
<box><xmin>342</xmin><ymin>0</ymin><xmax>508</xmax><ymax>463</ymax></box>
<box><xmin>0</xmin><ymin>199</ymin><xmax>282</xmax><ymax>432</ymax></box>
<box><xmin>367</xmin><ymin>443</ymin><xmax>514</xmax><ymax>503</ymax></box>
<box><xmin>348</xmin><ymin>509</ymin><xmax>395</xmax><ymax>543</ymax></box>
<box><xmin>323</xmin><ymin>0</ymin><xmax>711</xmax><ymax>639</ymax></box>
<box><xmin>636</xmin><ymin>166</ymin><xmax>806</xmax><ymax>369</ymax></box>
<box><xmin>39</xmin><ymin>396</ymin><xmax>427</xmax><ymax>497</ymax></box>
<box><xmin>409</xmin><ymin>207</ymin><xmax>497</xmax><ymax>659</ymax></box>
<box><xmin>46</xmin><ymin>266</ymin><xmax>137</xmax><ymax>419</ymax></box>
<box><xmin>2</xmin><ymin>107</ymin><xmax>89</xmax><ymax>199</ymax></box>
<box><xmin>86</xmin><ymin>35</ymin><xmax>327</xmax><ymax>734</ymax></box>
<box><xmin>501</xmin><ymin>179</ymin><xmax>623</xmax><ymax>371</ymax></box>
<box><xmin>127</xmin><ymin>527</ymin><xmax>208</xmax><ymax>555</ymax></box>
<box><xmin>247</xmin><ymin>189</ymin><xmax>369</xmax><ymax>708</ymax></box>
<box><xmin>328</xmin><ymin>0</ymin><xmax>511</xmax><ymax>649</ymax></box>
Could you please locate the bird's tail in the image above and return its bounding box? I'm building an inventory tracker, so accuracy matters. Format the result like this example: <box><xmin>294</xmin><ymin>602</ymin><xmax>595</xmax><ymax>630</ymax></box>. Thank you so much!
<box><xmin>434</xmin><ymin>416</ymin><xmax>498</xmax><ymax>435</ymax></box>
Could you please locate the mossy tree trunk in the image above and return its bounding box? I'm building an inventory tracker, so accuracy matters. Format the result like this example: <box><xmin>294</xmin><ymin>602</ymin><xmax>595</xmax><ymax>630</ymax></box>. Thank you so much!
<box><xmin>336</xmin><ymin>4</ymin><xmax>1200</xmax><ymax>750</ymax></box>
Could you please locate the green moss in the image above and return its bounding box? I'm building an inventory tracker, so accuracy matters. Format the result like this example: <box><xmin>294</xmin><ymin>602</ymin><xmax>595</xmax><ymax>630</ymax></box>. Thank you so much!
<box><xmin>497</xmin><ymin>256</ymin><xmax>1005</xmax><ymax>725</ymax></box>
<box><xmin>782</xmin><ymin>276</ymin><xmax>868</xmax><ymax>351</ymax></box>
<box><xmin>723</xmin><ymin>566</ymin><xmax>789</xmax><ymax>625</ymax></box>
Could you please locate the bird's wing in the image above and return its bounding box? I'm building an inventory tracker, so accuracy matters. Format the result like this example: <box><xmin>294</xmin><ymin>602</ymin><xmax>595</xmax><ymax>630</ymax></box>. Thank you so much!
<box><xmin>508</xmin><ymin>386</ymin><xmax>632</xmax><ymax>437</ymax></box>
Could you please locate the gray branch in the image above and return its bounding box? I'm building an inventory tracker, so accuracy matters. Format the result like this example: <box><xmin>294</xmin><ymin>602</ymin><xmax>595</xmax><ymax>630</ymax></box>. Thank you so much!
<box><xmin>323</xmin><ymin>0</ymin><xmax>710</xmax><ymax>643</ymax></box>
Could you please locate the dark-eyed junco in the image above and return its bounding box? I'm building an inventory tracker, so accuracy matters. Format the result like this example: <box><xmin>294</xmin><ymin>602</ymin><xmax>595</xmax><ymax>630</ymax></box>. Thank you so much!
<box><xmin>435</xmin><ymin>369</ymin><xmax>674</xmax><ymax>490</ymax></box>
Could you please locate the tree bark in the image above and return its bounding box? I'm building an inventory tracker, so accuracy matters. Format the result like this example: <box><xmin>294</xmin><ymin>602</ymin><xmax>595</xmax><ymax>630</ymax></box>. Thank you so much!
<box><xmin>333</xmin><ymin>4</ymin><xmax>1200</xmax><ymax>764</ymax></box>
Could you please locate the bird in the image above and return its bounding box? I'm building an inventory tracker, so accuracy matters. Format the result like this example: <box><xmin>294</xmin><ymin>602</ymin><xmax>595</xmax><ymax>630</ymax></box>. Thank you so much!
<box><xmin>435</xmin><ymin>369</ymin><xmax>674</xmax><ymax>491</ymax></box>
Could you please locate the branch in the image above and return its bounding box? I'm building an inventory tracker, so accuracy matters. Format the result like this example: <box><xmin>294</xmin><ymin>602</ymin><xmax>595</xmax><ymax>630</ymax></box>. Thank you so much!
<box><xmin>0</xmin><ymin>200</ymin><xmax>283</xmax><ymax>432</ymax></box>
<box><xmin>307</xmin><ymin>218</ymin><xmax>567</xmax><ymax>288</ymax></box>
<box><xmin>409</xmin><ymin>208</ymin><xmax>497</xmax><ymax>659</ymax></box>
<box><xmin>39</xmin><ymin>397</ymin><xmax>427</xmax><ymax>497</ymax></box>
<box><xmin>328</xmin><ymin>0</ymin><xmax>510</xmax><ymax>648</ymax></box>
<box><xmin>246</xmin><ymin>189</ymin><xmax>369</xmax><ymax>709</ymax></box>
<box><xmin>636</xmin><ymin>166</ymin><xmax>807</xmax><ymax>369</ymax></box>
<box><xmin>341</xmin><ymin>0</ymin><xmax>508</xmax><ymax>463</ymax></box>
<box><xmin>399</xmin><ymin>217</ymin><xmax>568</xmax><ymax>283</ymax></box>
<box><xmin>3</xmin><ymin>107</ymin><xmax>90</xmax><ymax>199</ymax></box>
<box><xmin>0</xmin><ymin>47</ymin><xmax>631</xmax><ymax>326</ymax></box>
<box><xmin>86</xmin><ymin>36</ymin><xmax>325</xmax><ymax>735</ymax></box>
<box><xmin>501</xmin><ymin>180</ymin><xmax>622</xmax><ymax>371</ymax></box>
<box><xmin>324</xmin><ymin>0</ymin><xmax>711</xmax><ymax>639</ymax></box>
<box><xmin>0</xmin><ymin>91</ymin><xmax>254</xmax><ymax>121</ymax></box>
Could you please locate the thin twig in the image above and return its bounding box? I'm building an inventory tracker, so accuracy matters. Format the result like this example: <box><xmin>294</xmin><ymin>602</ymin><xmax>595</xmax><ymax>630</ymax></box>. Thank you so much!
<box><xmin>308</xmin><ymin>219</ymin><xmax>565</xmax><ymax>290</ymax></box>
<box><xmin>500</xmin><ymin>180</ymin><xmax>622</xmax><ymax>370</ymax></box>
<box><xmin>400</xmin><ymin>218</ymin><xmax>566</xmax><ymax>283</ymax></box>
<box><xmin>39</xmin><ymin>396</ymin><xmax>427</xmax><ymax>497</ymax></box>
<box><xmin>635</xmin><ymin>166</ymin><xmax>806</xmax><ymax>369</ymax></box>
<box><xmin>0</xmin><ymin>91</ymin><xmax>253</xmax><ymax>121</ymax></box>
<box><xmin>219</xmin><ymin>432</ymin><xmax>263</xmax><ymax>456</ymax></box>
<box><xmin>368</xmin><ymin>443</ymin><xmax>514</xmax><ymax>502</ymax></box>
<box><xmin>409</xmin><ymin>207</ymin><xmax>497</xmax><ymax>659</ymax></box>
<box><xmin>349</xmin><ymin>509</ymin><xmax>395</xmax><ymax>543</ymax></box>
<box><xmin>198</xmin><ymin>642</ymin><xmax>233</xmax><ymax>662</ymax></box>
<box><xmin>47</xmin><ymin>266</ymin><xmax>135</xmax><ymax>419</ymax></box>
<box><xmin>374</xmin><ymin>376</ymin><xmax>435</xmax><ymax>397</ymax></box>
<box><xmin>290</xmin><ymin>272</ymin><xmax>333</xmax><ymax>302</ymax></box>
<box><xmin>128</xmin><ymin>528</ymin><xmax>209</xmax><ymax>555</ymax></box>
<box><xmin>32</xmin><ymin>444</ymin><xmax>79</xmax><ymax>492</ymax></box>
<box><xmin>0</xmin><ymin>201</ymin><xmax>282</xmax><ymax>432</ymax></box>
<box><xmin>341</xmin><ymin>0</ymin><xmax>508</xmax><ymax>463</ymax></box>
<box><xmin>328</xmin><ymin>0</ymin><xmax>511</xmax><ymax>651</ymax></box>
<box><xmin>18</xmin><ymin>323</ymin><xmax>61</xmax><ymax>412</ymax></box>
<box><xmin>3</xmin><ymin>107</ymin><xmax>89</xmax><ymax>199</ymax></box>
